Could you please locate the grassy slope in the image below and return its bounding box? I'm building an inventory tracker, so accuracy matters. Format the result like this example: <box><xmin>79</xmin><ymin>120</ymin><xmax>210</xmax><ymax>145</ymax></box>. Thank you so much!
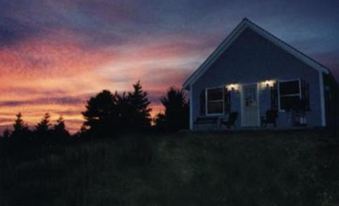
<box><xmin>0</xmin><ymin>130</ymin><xmax>338</xmax><ymax>206</ymax></box>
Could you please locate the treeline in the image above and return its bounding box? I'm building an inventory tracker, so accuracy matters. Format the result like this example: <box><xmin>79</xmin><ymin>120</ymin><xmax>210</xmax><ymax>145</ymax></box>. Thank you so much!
<box><xmin>0</xmin><ymin>81</ymin><xmax>189</xmax><ymax>145</ymax></box>
<box><xmin>1</xmin><ymin>112</ymin><xmax>70</xmax><ymax>144</ymax></box>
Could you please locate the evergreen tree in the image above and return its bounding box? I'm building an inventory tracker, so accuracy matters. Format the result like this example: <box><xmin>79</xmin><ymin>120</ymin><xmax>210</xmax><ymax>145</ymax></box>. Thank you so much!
<box><xmin>52</xmin><ymin>116</ymin><xmax>70</xmax><ymax>143</ymax></box>
<box><xmin>158</xmin><ymin>87</ymin><xmax>189</xmax><ymax>131</ymax></box>
<box><xmin>32</xmin><ymin>113</ymin><xmax>52</xmax><ymax>146</ymax></box>
<box><xmin>82</xmin><ymin>90</ymin><xmax>117</xmax><ymax>137</ymax></box>
<box><xmin>13</xmin><ymin>113</ymin><xmax>26</xmax><ymax>132</ymax></box>
<box><xmin>115</xmin><ymin>91</ymin><xmax>132</xmax><ymax>130</ymax></box>
<box><xmin>2</xmin><ymin>129</ymin><xmax>11</xmax><ymax>139</ymax></box>
<box><xmin>35</xmin><ymin>113</ymin><xmax>51</xmax><ymax>134</ymax></box>
<box><xmin>54</xmin><ymin>116</ymin><xmax>67</xmax><ymax>133</ymax></box>
<box><xmin>81</xmin><ymin>83</ymin><xmax>152</xmax><ymax>137</ymax></box>
<box><xmin>12</xmin><ymin>113</ymin><xmax>30</xmax><ymax>140</ymax></box>
<box><xmin>128</xmin><ymin>81</ymin><xmax>152</xmax><ymax>130</ymax></box>
<box><xmin>154</xmin><ymin>113</ymin><xmax>166</xmax><ymax>131</ymax></box>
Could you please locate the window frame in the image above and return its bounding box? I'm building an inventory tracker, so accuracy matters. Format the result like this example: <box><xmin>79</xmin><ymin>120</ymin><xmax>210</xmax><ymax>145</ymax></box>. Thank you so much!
<box><xmin>277</xmin><ymin>79</ymin><xmax>302</xmax><ymax>112</ymax></box>
<box><xmin>205</xmin><ymin>87</ymin><xmax>225</xmax><ymax>116</ymax></box>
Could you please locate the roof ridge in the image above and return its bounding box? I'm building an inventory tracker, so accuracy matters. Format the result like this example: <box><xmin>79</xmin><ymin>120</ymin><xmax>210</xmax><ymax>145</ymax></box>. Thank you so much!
<box><xmin>183</xmin><ymin>18</ymin><xmax>330</xmax><ymax>89</ymax></box>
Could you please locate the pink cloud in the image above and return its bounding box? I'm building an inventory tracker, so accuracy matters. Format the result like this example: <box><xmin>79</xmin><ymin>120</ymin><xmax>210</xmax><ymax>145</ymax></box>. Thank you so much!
<box><xmin>0</xmin><ymin>29</ymin><xmax>209</xmax><ymax>133</ymax></box>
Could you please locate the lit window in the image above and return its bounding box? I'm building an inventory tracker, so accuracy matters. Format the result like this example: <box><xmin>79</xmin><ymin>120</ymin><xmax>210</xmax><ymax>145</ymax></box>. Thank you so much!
<box><xmin>206</xmin><ymin>88</ymin><xmax>224</xmax><ymax>114</ymax></box>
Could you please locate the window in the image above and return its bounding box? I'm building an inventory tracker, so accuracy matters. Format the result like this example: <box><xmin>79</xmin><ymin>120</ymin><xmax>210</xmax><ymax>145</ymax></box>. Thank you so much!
<box><xmin>206</xmin><ymin>88</ymin><xmax>224</xmax><ymax>115</ymax></box>
<box><xmin>278</xmin><ymin>80</ymin><xmax>301</xmax><ymax>111</ymax></box>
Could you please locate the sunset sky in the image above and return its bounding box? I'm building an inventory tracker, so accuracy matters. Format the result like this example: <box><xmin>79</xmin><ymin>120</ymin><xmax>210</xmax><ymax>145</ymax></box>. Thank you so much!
<box><xmin>0</xmin><ymin>0</ymin><xmax>339</xmax><ymax>133</ymax></box>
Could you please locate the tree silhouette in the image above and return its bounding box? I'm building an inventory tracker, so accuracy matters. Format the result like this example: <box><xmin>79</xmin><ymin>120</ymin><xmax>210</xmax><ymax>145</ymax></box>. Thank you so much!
<box><xmin>127</xmin><ymin>81</ymin><xmax>152</xmax><ymax>131</ymax></box>
<box><xmin>52</xmin><ymin>116</ymin><xmax>70</xmax><ymax>143</ymax></box>
<box><xmin>154</xmin><ymin>113</ymin><xmax>166</xmax><ymax>131</ymax></box>
<box><xmin>82</xmin><ymin>90</ymin><xmax>117</xmax><ymax>137</ymax></box>
<box><xmin>54</xmin><ymin>116</ymin><xmax>68</xmax><ymax>133</ymax></box>
<box><xmin>13</xmin><ymin>113</ymin><xmax>24</xmax><ymax>131</ymax></box>
<box><xmin>81</xmin><ymin>82</ymin><xmax>152</xmax><ymax>137</ymax></box>
<box><xmin>115</xmin><ymin>91</ymin><xmax>132</xmax><ymax>130</ymax></box>
<box><xmin>35</xmin><ymin>113</ymin><xmax>51</xmax><ymax>134</ymax></box>
<box><xmin>2</xmin><ymin>129</ymin><xmax>11</xmax><ymax>139</ymax></box>
<box><xmin>33</xmin><ymin>113</ymin><xmax>52</xmax><ymax>144</ymax></box>
<box><xmin>12</xmin><ymin>113</ymin><xmax>30</xmax><ymax>140</ymax></box>
<box><xmin>157</xmin><ymin>87</ymin><xmax>189</xmax><ymax>131</ymax></box>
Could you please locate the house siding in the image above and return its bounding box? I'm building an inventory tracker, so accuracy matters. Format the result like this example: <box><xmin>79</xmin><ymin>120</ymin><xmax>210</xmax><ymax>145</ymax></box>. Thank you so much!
<box><xmin>191</xmin><ymin>28</ymin><xmax>323</xmax><ymax>129</ymax></box>
<box><xmin>323</xmin><ymin>73</ymin><xmax>339</xmax><ymax>128</ymax></box>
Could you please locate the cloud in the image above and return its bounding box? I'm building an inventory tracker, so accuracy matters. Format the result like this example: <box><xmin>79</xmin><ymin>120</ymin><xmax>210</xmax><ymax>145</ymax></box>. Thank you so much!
<box><xmin>312</xmin><ymin>50</ymin><xmax>339</xmax><ymax>80</ymax></box>
<box><xmin>0</xmin><ymin>29</ymin><xmax>208</xmax><ymax>132</ymax></box>
<box><xmin>0</xmin><ymin>95</ymin><xmax>87</xmax><ymax>107</ymax></box>
<box><xmin>0</xmin><ymin>0</ymin><xmax>338</xmax><ymax>134</ymax></box>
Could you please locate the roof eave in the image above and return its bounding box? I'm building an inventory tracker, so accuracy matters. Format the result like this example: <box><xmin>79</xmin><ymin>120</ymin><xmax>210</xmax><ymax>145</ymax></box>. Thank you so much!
<box><xmin>182</xmin><ymin>18</ymin><xmax>330</xmax><ymax>89</ymax></box>
<box><xmin>182</xmin><ymin>19</ymin><xmax>249</xmax><ymax>90</ymax></box>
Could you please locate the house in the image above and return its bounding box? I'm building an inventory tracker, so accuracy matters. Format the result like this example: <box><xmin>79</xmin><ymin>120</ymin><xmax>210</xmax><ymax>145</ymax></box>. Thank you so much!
<box><xmin>183</xmin><ymin>18</ymin><xmax>338</xmax><ymax>130</ymax></box>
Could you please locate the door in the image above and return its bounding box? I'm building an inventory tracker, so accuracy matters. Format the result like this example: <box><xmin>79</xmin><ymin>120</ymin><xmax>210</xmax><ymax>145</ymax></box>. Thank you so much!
<box><xmin>241</xmin><ymin>84</ymin><xmax>260</xmax><ymax>127</ymax></box>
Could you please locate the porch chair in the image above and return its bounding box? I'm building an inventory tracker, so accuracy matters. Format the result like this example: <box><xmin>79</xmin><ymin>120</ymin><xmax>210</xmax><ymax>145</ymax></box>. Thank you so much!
<box><xmin>194</xmin><ymin>116</ymin><xmax>220</xmax><ymax>130</ymax></box>
<box><xmin>261</xmin><ymin>110</ymin><xmax>278</xmax><ymax>127</ymax></box>
<box><xmin>221</xmin><ymin>112</ymin><xmax>238</xmax><ymax>129</ymax></box>
<box><xmin>195</xmin><ymin>116</ymin><xmax>219</xmax><ymax>125</ymax></box>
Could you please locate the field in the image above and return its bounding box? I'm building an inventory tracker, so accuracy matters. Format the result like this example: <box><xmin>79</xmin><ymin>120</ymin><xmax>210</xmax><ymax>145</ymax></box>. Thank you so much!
<box><xmin>0</xmin><ymin>130</ymin><xmax>338</xmax><ymax>206</ymax></box>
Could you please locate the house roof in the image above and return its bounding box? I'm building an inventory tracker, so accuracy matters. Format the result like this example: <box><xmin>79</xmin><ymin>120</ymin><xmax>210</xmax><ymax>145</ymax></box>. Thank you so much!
<box><xmin>183</xmin><ymin>18</ymin><xmax>330</xmax><ymax>90</ymax></box>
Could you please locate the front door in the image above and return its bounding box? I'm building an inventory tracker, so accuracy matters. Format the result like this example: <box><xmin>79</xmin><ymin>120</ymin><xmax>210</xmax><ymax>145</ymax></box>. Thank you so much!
<box><xmin>241</xmin><ymin>84</ymin><xmax>259</xmax><ymax>127</ymax></box>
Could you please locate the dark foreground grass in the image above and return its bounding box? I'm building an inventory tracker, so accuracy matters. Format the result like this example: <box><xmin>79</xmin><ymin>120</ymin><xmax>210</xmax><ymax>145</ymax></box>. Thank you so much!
<box><xmin>0</xmin><ymin>130</ymin><xmax>338</xmax><ymax>206</ymax></box>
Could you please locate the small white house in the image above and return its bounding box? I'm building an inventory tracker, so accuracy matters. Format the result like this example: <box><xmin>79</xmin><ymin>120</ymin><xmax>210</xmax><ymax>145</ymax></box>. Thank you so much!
<box><xmin>183</xmin><ymin>18</ymin><xmax>338</xmax><ymax>130</ymax></box>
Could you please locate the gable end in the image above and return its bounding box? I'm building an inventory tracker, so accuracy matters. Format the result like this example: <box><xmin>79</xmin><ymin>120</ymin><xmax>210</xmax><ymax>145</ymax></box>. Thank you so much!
<box><xmin>183</xmin><ymin>18</ymin><xmax>330</xmax><ymax>90</ymax></box>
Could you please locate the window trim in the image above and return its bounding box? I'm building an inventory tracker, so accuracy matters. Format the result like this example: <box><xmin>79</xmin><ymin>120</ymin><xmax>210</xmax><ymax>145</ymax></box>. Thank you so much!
<box><xmin>205</xmin><ymin>87</ymin><xmax>225</xmax><ymax>116</ymax></box>
<box><xmin>277</xmin><ymin>79</ymin><xmax>301</xmax><ymax>112</ymax></box>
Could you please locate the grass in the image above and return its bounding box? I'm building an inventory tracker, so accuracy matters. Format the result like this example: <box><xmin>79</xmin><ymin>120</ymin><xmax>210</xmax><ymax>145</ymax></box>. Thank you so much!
<box><xmin>0</xmin><ymin>130</ymin><xmax>338</xmax><ymax>206</ymax></box>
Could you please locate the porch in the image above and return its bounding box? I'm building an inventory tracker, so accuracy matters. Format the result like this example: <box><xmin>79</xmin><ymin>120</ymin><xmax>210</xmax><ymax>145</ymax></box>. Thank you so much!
<box><xmin>193</xmin><ymin>79</ymin><xmax>310</xmax><ymax>130</ymax></box>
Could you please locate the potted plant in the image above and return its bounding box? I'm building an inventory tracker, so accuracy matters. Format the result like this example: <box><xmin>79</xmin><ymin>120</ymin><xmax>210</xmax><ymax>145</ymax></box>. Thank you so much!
<box><xmin>291</xmin><ymin>98</ymin><xmax>308</xmax><ymax>126</ymax></box>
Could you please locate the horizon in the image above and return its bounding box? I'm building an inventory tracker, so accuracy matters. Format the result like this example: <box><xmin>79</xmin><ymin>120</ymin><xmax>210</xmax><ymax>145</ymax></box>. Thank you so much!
<box><xmin>1</xmin><ymin>0</ymin><xmax>339</xmax><ymax>133</ymax></box>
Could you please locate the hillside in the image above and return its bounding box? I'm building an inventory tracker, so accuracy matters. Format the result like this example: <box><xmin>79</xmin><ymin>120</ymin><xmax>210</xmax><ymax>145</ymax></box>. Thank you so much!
<box><xmin>0</xmin><ymin>130</ymin><xmax>338</xmax><ymax>206</ymax></box>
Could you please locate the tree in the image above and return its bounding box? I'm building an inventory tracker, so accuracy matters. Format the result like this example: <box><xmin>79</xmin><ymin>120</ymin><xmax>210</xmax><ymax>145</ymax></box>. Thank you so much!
<box><xmin>157</xmin><ymin>87</ymin><xmax>189</xmax><ymax>131</ymax></box>
<box><xmin>52</xmin><ymin>116</ymin><xmax>70</xmax><ymax>143</ymax></box>
<box><xmin>35</xmin><ymin>113</ymin><xmax>51</xmax><ymax>134</ymax></box>
<box><xmin>154</xmin><ymin>113</ymin><xmax>166</xmax><ymax>131</ymax></box>
<box><xmin>2</xmin><ymin>129</ymin><xmax>11</xmax><ymax>139</ymax></box>
<box><xmin>31</xmin><ymin>113</ymin><xmax>52</xmax><ymax>145</ymax></box>
<box><xmin>82</xmin><ymin>90</ymin><xmax>117</xmax><ymax>137</ymax></box>
<box><xmin>13</xmin><ymin>113</ymin><xmax>26</xmax><ymax>132</ymax></box>
<box><xmin>115</xmin><ymin>91</ymin><xmax>132</xmax><ymax>130</ymax></box>
<box><xmin>127</xmin><ymin>81</ymin><xmax>152</xmax><ymax>131</ymax></box>
<box><xmin>81</xmin><ymin>82</ymin><xmax>152</xmax><ymax>137</ymax></box>
<box><xmin>12</xmin><ymin>113</ymin><xmax>30</xmax><ymax>140</ymax></box>
<box><xmin>53</xmin><ymin>116</ymin><xmax>68</xmax><ymax>134</ymax></box>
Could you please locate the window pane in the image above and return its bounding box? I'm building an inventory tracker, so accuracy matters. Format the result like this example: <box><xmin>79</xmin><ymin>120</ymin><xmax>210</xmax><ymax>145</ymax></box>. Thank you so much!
<box><xmin>279</xmin><ymin>80</ymin><xmax>300</xmax><ymax>95</ymax></box>
<box><xmin>280</xmin><ymin>96</ymin><xmax>300</xmax><ymax>111</ymax></box>
<box><xmin>207</xmin><ymin>101</ymin><xmax>223</xmax><ymax>114</ymax></box>
<box><xmin>207</xmin><ymin>88</ymin><xmax>223</xmax><ymax>101</ymax></box>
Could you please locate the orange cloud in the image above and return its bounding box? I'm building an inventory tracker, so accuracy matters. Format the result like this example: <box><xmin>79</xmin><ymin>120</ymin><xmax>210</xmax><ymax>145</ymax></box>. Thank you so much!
<box><xmin>0</xmin><ymin>30</ymin><xmax>208</xmax><ymax>133</ymax></box>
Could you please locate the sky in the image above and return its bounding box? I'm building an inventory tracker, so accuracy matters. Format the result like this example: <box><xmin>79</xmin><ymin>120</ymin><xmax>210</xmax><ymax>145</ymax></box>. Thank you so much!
<box><xmin>0</xmin><ymin>0</ymin><xmax>339</xmax><ymax>133</ymax></box>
